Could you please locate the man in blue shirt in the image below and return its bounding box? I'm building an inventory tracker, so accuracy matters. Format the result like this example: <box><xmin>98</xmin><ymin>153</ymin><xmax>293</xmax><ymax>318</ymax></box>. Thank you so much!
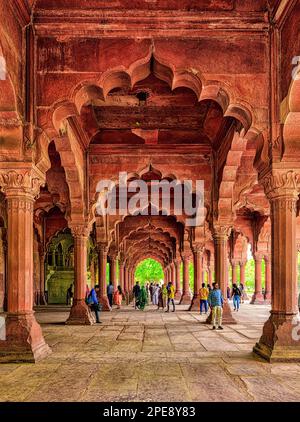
<box><xmin>89</xmin><ymin>285</ymin><xmax>102</xmax><ymax>324</ymax></box>
<box><xmin>208</xmin><ymin>282</ymin><xmax>224</xmax><ymax>330</ymax></box>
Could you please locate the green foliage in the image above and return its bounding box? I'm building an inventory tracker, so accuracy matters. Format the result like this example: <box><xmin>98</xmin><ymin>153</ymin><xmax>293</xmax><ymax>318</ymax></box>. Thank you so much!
<box><xmin>135</xmin><ymin>258</ymin><xmax>164</xmax><ymax>284</ymax></box>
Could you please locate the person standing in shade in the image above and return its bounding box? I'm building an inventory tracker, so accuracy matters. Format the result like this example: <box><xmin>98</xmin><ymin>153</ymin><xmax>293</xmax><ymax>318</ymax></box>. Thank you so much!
<box><xmin>208</xmin><ymin>282</ymin><xmax>224</xmax><ymax>330</ymax></box>
<box><xmin>199</xmin><ymin>283</ymin><xmax>209</xmax><ymax>315</ymax></box>
<box><xmin>137</xmin><ymin>285</ymin><xmax>148</xmax><ymax>311</ymax></box>
<box><xmin>166</xmin><ymin>281</ymin><xmax>176</xmax><ymax>313</ymax></box>
<box><xmin>66</xmin><ymin>284</ymin><xmax>74</xmax><ymax>306</ymax></box>
<box><xmin>132</xmin><ymin>281</ymin><xmax>141</xmax><ymax>309</ymax></box>
<box><xmin>231</xmin><ymin>283</ymin><xmax>242</xmax><ymax>311</ymax></box>
<box><xmin>162</xmin><ymin>282</ymin><xmax>168</xmax><ymax>309</ymax></box>
<box><xmin>107</xmin><ymin>281</ymin><xmax>114</xmax><ymax>308</ymax></box>
<box><xmin>152</xmin><ymin>283</ymin><xmax>159</xmax><ymax>306</ymax></box>
<box><xmin>114</xmin><ymin>285</ymin><xmax>123</xmax><ymax>309</ymax></box>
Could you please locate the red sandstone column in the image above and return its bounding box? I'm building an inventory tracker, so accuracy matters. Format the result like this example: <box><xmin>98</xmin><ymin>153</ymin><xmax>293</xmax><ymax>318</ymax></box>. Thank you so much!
<box><xmin>251</xmin><ymin>253</ymin><xmax>265</xmax><ymax>304</ymax></box>
<box><xmin>67</xmin><ymin>226</ymin><xmax>93</xmax><ymax>325</ymax></box>
<box><xmin>170</xmin><ymin>262</ymin><xmax>175</xmax><ymax>283</ymax></box>
<box><xmin>231</xmin><ymin>260</ymin><xmax>238</xmax><ymax>285</ymax></box>
<box><xmin>264</xmin><ymin>256</ymin><xmax>271</xmax><ymax>304</ymax></box>
<box><xmin>240</xmin><ymin>260</ymin><xmax>249</xmax><ymax>300</ymax></box>
<box><xmin>0</xmin><ymin>169</ymin><xmax>51</xmax><ymax>362</ymax></box>
<box><xmin>180</xmin><ymin>254</ymin><xmax>192</xmax><ymax>305</ymax></box>
<box><xmin>189</xmin><ymin>245</ymin><xmax>203</xmax><ymax>311</ymax></box>
<box><xmin>206</xmin><ymin>226</ymin><xmax>236</xmax><ymax>324</ymax></box>
<box><xmin>208</xmin><ymin>264</ymin><xmax>214</xmax><ymax>286</ymax></box>
<box><xmin>110</xmin><ymin>256</ymin><xmax>117</xmax><ymax>292</ymax></box>
<box><xmin>254</xmin><ymin>173</ymin><xmax>300</xmax><ymax>361</ymax></box>
<box><xmin>98</xmin><ymin>244</ymin><xmax>111</xmax><ymax>311</ymax></box>
<box><xmin>240</xmin><ymin>261</ymin><xmax>246</xmax><ymax>286</ymax></box>
<box><xmin>174</xmin><ymin>259</ymin><xmax>182</xmax><ymax>300</ymax></box>
<box><xmin>119</xmin><ymin>260</ymin><xmax>124</xmax><ymax>291</ymax></box>
<box><xmin>38</xmin><ymin>248</ymin><xmax>47</xmax><ymax>305</ymax></box>
<box><xmin>90</xmin><ymin>257</ymin><xmax>95</xmax><ymax>289</ymax></box>
<box><xmin>124</xmin><ymin>266</ymin><xmax>129</xmax><ymax>305</ymax></box>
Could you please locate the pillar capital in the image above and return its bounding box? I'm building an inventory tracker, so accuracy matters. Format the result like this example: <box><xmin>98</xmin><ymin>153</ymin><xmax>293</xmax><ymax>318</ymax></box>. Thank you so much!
<box><xmin>212</xmin><ymin>225</ymin><xmax>232</xmax><ymax>241</ymax></box>
<box><xmin>97</xmin><ymin>243</ymin><xmax>109</xmax><ymax>255</ymax></box>
<box><xmin>261</xmin><ymin>169</ymin><xmax>300</xmax><ymax>202</ymax></box>
<box><xmin>0</xmin><ymin>166</ymin><xmax>45</xmax><ymax>199</ymax></box>
<box><xmin>192</xmin><ymin>243</ymin><xmax>204</xmax><ymax>255</ymax></box>
<box><xmin>70</xmin><ymin>224</ymin><xmax>90</xmax><ymax>239</ymax></box>
<box><xmin>253</xmin><ymin>252</ymin><xmax>264</xmax><ymax>262</ymax></box>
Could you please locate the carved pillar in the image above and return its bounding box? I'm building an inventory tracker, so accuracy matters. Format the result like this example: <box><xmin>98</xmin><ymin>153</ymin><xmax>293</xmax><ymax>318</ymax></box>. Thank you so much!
<box><xmin>110</xmin><ymin>256</ymin><xmax>117</xmax><ymax>291</ymax></box>
<box><xmin>254</xmin><ymin>171</ymin><xmax>300</xmax><ymax>361</ymax></box>
<box><xmin>90</xmin><ymin>256</ymin><xmax>95</xmax><ymax>289</ymax></box>
<box><xmin>174</xmin><ymin>259</ymin><xmax>181</xmax><ymax>300</ymax></box>
<box><xmin>189</xmin><ymin>245</ymin><xmax>203</xmax><ymax>311</ymax></box>
<box><xmin>208</xmin><ymin>261</ymin><xmax>214</xmax><ymax>286</ymax></box>
<box><xmin>38</xmin><ymin>248</ymin><xmax>47</xmax><ymax>305</ymax></box>
<box><xmin>206</xmin><ymin>226</ymin><xmax>236</xmax><ymax>324</ymax></box>
<box><xmin>124</xmin><ymin>266</ymin><xmax>129</xmax><ymax>305</ymax></box>
<box><xmin>240</xmin><ymin>260</ymin><xmax>249</xmax><ymax>300</ymax></box>
<box><xmin>119</xmin><ymin>259</ymin><xmax>124</xmax><ymax>291</ymax></box>
<box><xmin>33</xmin><ymin>237</ymin><xmax>40</xmax><ymax>306</ymax></box>
<box><xmin>231</xmin><ymin>260</ymin><xmax>238</xmax><ymax>285</ymax></box>
<box><xmin>251</xmin><ymin>253</ymin><xmax>265</xmax><ymax>304</ymax></box>
<box><xmin>180</xmin><ymin>254</ymin><xmax>192</xmax><ymax>305</ymax></box>
<box><xmin>98</xmin><ymin>244</ymin><xmax>110</xmax><ymax>311</ymax></box>
<box><xmin>0</xmin><ymin>169</ymin><xmax>51</xmax><ymax>362</ymax></box>
<box><xmin>264</xmin><ymin>255</ymin><xmax>271</xmax><ymax>304</ymax></box>
<box><xmin>240</xmin><ymin>261</ymin><xmax>246</xmax><ymax>286</ymax></box>
<box><xmin>67</xmin><ymin>225</ymin><xmax>93</xmax><ymax>325</ymax></box>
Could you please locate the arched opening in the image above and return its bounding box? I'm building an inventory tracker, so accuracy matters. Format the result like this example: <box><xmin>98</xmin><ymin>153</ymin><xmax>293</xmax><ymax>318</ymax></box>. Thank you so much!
<box><xmin>135</xmin><ymin>258</ymin><xmax>164</xmax><ymax>285</ymax></box>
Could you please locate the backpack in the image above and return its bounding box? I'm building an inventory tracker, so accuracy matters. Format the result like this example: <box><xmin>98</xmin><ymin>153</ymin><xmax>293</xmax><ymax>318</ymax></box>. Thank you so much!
<box><xmin>86</xmin><ymin>291</ymin><xmax>94</xmax><ymax>305</ymax></box>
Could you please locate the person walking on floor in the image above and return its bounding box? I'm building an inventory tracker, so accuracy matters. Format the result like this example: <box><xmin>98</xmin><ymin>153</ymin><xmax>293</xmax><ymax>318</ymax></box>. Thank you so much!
<box><xmin>157</xmin><ymin>284</ymin><xmax>164</xmax><ymax>310</ymax></box>
<box><xmin>208</xmin><ymin>282</ymin><xmax>224</xmax><ymax>330</ymax></box>
<box><xmin>152</xmin><ymin>283</ymin><xmax>159</xmax><ymax>306</ymax></box>
<box><xmin>231</xmin><ymin>283</ymin><xmax>242</xmax><ymax>311</ymax></box>
<box><xmin>107</xmin><ymin>281</ymin><xmax>114</xmax><ymax>308</ymax></box>
<box><xmin>86</xmin><ymin>284</ymin><xmax>102</xmax><ymax>324</ymax></box>
<box><xmin>162</xmin><ymin>282</ymin><xmax>168</xmax><ymax>309</ymax></box>
<box><xmin>133</xmin><ymin>281</ymin><xmax>141</xmax><ymax>309</ymax></box>
<box><xmin>137</xmin><ymin>285</ymin><xmax>148</xmax><ymax>311</ymax></box>
<box><xmin>166</xmin><ymin>281</ymin><xmax>176</xmax><ymax>313</ymax></box>
<box><xmin>199</xmin><ymin>283</ymin><xmax>209</xmax><ymax>315</ymax></box>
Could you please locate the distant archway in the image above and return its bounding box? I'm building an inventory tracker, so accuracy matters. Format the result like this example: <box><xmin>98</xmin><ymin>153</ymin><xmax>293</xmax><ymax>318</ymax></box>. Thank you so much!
<box><xmin>134</xmin><ymin>258</ymin><xmax>164</xmax><ymax>285</ymax></box>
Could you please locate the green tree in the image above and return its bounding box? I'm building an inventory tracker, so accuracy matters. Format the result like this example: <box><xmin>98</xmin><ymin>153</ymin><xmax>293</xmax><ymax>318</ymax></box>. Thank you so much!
<box><xmin>135</xmin><ymin>258</ymin><xmax>164</xmax><ymax>285</ymax></box>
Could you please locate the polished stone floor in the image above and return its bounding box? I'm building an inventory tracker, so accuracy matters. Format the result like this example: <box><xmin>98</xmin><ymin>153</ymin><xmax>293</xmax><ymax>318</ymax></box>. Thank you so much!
<box><xmin>0</xmin><ymin>302</ymin><xmax>300</xmax><ymax>402</ymax></box>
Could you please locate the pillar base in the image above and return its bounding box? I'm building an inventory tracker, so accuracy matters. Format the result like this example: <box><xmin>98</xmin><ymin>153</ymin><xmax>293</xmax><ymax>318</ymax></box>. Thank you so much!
<box><xmin>0</xmin><ymin>313</ymin><xmax>52</xmax><ymax>363</ymax></box>
<box><xmin>250</xmin><ymin>292</ymin><xmax>265</xmax><ymax>304</ymax></box>
<box><xmin>175</xmin><ymin>290</ymin><xmax>182</xmax><ymax>301</ymax></box>
<box><xmin>253</xmin><ymin>313</ymin><xmax>300</xmax><ymax>362</ymax></box>
<box><xmin>100</xmin><ymin>296</ymin><xmax>111</xmax><ymax>311</ymax></box>
<box><xmin>179</xmin><ymin>293</ymin><xmax>192</xmax><ymax>305</ymax></box>
<box><xmin>242</xmin><ymin>291</ymin><xmax>249</xmax><ymax>301</ymax></box>
<box><xmin>66</xmin><ymin>300</ymin><xmax>94</xmax><ymax>325</ymax></box>
<box><xmin>264</xmin><ymin>292</ymin><xmax>271</xmax><ymax>304</ymax></box>
<box><xmin>189</xmin><ymin>295</ymin><xmax>200</xmax><ymax>311</ymax></box>
<box><xmin>205</xmin><ymin>302</ymin><xmax>237</xmax><ymax>325</ymax></box>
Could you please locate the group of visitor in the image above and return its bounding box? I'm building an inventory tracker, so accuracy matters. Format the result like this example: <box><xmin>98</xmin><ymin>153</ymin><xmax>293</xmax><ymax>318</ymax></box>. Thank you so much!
<box><xmin>132</xmin><ymin>281</ymin><xmax>176</xmax><ymax>312</ymax></box>
<box><xmin>106</xmin><ymin>282</ymin><xmax>123</xmax><ymax>309</ymax></box>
